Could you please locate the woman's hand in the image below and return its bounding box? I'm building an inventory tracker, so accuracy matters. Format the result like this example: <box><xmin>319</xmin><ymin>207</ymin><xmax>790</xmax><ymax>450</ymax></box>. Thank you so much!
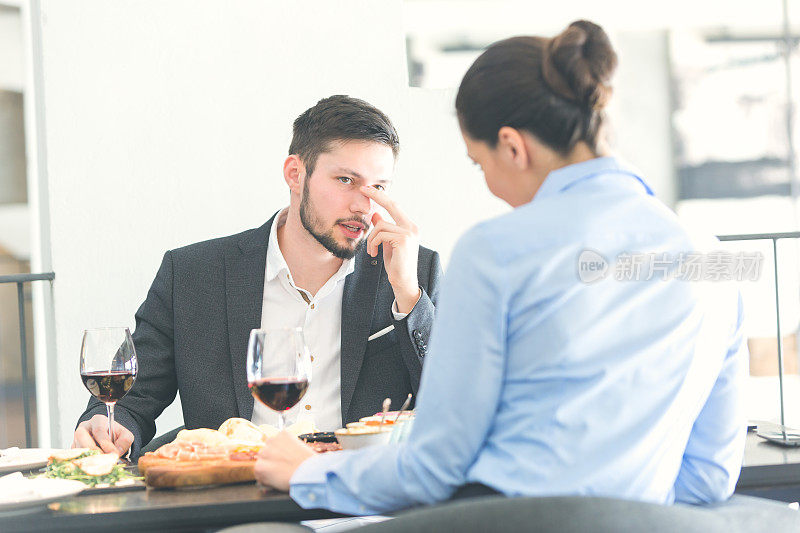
<box><xmin>253</xmin><ymin>431</ymin><xmax>316</xmax><ymax>492</ymax></box>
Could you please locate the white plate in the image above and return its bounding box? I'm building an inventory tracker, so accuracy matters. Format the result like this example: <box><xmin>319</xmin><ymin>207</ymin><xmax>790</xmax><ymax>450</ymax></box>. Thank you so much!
<box><xmin>0</xmin><ymin>474</ymin><xmax>85</xmax><ymax>514</ymax></box>
<box><xmin>0</xmin><ymin>448</ymin><xmax>59</xmax><ymax>475</ymax></box>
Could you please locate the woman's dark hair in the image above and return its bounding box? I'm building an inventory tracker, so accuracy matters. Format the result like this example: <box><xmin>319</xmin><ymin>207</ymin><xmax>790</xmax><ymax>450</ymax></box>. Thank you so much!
<box><xmin>289</xmin><ymin>95</ymin><xmax>399</xmax><ymax>176</ymax></box>
<box><xmin>455</xmin><ymin>20</ymin><xmax>618</xmax><ymax>156</ymax></box>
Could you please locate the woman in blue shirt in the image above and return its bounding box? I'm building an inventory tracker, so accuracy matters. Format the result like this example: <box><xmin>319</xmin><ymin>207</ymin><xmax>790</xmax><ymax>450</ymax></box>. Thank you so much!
<box><xmin>254</xmin><ymin>19</ymin><xmax>747</xmax><ymax>514</ymax></box>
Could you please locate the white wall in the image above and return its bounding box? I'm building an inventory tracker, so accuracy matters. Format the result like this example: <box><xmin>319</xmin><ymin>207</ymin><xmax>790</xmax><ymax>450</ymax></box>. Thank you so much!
<box><xmin>609</xmin><ymin>31</ymin><xmax>676</xmax><ymax>207</ymax></box>
<box><xmin>34</xmin><ymin>0</ymin><xmax>502</xmax><ymax>447</ymax></box>
<box><xmin>393</xmin><ymin>88</ymin><xmax>508</xmax><ymax>259</ymax></box>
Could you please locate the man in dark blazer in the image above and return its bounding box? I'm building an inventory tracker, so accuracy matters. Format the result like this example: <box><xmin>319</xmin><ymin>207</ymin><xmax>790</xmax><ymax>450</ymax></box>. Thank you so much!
<box><xmin>73</xmin><ymin>96</ymin><xmax>441</xmax><ymax>458</ymax></box>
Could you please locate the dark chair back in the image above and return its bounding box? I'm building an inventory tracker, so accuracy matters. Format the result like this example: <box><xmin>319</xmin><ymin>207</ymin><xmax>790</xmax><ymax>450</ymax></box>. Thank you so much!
<box><xmin>351</xmin><ymin>495</ymin><xmax>799</xmax><ymax>533</ymax></box>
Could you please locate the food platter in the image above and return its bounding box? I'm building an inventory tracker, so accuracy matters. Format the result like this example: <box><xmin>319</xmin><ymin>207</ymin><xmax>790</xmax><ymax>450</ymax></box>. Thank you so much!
<box><xmin>0</xmin><ymin>448</ymin><xmax>59</xmax><ymax>475</ymax></box>
<box><xmin>0</xmin><ymin>473</ymin><xmax>85</xmax><ymax>515</ymax></box>
<box><xmin>135</xmin><ymin>413</ymin><xmax>414</xmax><ymax>488</ymax></box>
<box><xmin>40</xmin><ymin>448</ymin><xmax>141</xmax><ymax>488</ymax></box>
<box><xmin>137</xmin><ymin>419</ymin><xmax>293</xmax><ymax>488</ymax></box>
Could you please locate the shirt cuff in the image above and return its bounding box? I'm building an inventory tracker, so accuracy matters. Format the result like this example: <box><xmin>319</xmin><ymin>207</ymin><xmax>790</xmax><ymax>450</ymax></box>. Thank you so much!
<box><xmin>392</xmin><ymin>289</ymin><xmax>421</xmax><ymax>320</ymax></box>
<box><xmin>289</xmin><ymin>450</ymin><xmax>356</xmax><ymax>509</ymax></box>
<box><xmin>391</xmin><ymin>299</ymin><xmax>409</xmax><ymax>320</ymax></box>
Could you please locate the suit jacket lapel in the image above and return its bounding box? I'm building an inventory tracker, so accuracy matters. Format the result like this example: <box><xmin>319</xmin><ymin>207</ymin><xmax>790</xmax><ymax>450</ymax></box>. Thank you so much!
<box><xmin>225</xmin><ymin>217</ymin><xmax>273</xmax><ymax>421</ymax></box>
<box><xmin>340</xmin><ymin>249</ymin><xmax>382</xmax><ymax>423</ymax></box>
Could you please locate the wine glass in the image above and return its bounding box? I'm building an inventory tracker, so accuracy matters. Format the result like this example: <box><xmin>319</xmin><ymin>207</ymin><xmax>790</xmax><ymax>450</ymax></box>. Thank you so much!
<box><xmin>246</xmin><ymin>327</ymin><xmax>312</xmax><ymax>431</ymax></box>
<box><xmin>79</xmin><ymin>328</ymin><xmax>138</xmax><ymax>445</ymax></box>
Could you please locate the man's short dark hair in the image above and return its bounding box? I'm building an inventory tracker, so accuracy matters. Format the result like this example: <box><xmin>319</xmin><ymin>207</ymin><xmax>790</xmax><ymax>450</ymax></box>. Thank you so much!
<box><xmin>289</xmin><ymin>95</ymin><xmax>400</xmax><ymax>176</ymax></box>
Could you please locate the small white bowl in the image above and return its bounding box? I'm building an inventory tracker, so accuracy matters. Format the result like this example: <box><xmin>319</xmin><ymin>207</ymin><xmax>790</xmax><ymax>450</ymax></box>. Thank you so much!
<box><xmin>388</xmin><ymin>419</ymin><xmax>414</xmax><ymax>444</ymax></box>
<box><xmin>334</xmin><ymin>427</ymin><xmax>393</xmax><ymax>450</ymax></box>
<box><xmin>361</xmin><ymin>413</ymin><xmax>414</xmax><ymax>424</ymax></box>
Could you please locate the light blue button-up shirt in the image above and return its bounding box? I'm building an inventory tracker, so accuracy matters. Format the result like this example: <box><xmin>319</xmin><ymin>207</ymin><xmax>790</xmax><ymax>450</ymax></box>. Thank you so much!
<box><xmin>289</xmin><ymin>156</ymin><xmax>747</xmax><ymax>515</ymax></box>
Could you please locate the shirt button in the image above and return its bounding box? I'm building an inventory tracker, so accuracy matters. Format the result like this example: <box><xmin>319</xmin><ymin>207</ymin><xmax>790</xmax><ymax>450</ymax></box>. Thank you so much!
<box><xmin>305</xmin><ymin>404</ymin><xmax>312</xmax><ymax>410</ymax></box>
<box><xmin>308</xmin><ymin>493</ymin><xmax>317</xmax><ymax>502</ymax></box>
<box><xmin>310</xmin><ymin>355</ymin><xmax>315</xmax><ymax>362</ymax></box>
<box><xmin>310</xmin><ymin>304</ymin><xmax>315</xmax><ymax>310</ymax></box>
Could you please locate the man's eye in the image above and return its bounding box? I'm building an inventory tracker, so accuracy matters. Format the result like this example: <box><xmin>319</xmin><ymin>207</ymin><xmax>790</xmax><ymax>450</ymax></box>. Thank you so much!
<box><xmin>373</xmin><ymin>184</ymin><xmax>385</xmax><ymax>191</ymax></box>
<box><xmin>337</xmin><ymin>177</ymin><xmax>353</xmax><ymax>185</ymax></box>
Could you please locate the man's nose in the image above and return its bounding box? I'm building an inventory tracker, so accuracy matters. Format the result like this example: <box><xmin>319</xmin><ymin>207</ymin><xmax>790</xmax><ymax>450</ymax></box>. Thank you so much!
<box><xmin>351</xmin><ymin>189</ymin><xmax>373</xmax><ymax>215</ymax></box>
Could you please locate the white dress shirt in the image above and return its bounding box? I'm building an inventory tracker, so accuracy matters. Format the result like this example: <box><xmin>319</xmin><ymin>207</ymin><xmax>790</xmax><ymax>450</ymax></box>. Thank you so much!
<box><xmin>252</xmin><ymin>209</ymin><xmax>354</xmax><ymax>431</ymax></box>
<box><xmin>252</xmin><ymin>209</ymin><xmax>409</xmax><ymax>431</ymax></box>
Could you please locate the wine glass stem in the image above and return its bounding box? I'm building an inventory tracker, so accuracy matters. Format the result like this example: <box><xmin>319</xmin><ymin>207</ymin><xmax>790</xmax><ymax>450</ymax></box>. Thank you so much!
<box><xmin>106</xmin><ymin>403</ymin><xmax>115</xmax><ymax>444</ymax></box>
<box><xmin>277</xmin><ymin>412</ymin><xmax>286</xmax><ymax>431</ymax></box>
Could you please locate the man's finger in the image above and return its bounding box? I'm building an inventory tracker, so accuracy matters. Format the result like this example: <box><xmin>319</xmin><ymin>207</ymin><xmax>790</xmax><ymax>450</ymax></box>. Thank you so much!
<box><xmin>367</xmin><ymin>213</ymin><xmax>383</xmax><ymax>256</ymax></box>
<box><xmin>73</xmin><ymin>425</ymin><xmax>101</xmax><ymax>450</ymax></box>
<box><xmin>369</xmin><ymin>231</ymin><xmax>406</xmax><ymax>255</ymax></box>
<box><xmin>94</xmin><ymin>434</ymin><xmax>119</xmax><ymax>454</ymax></box>
<box><xmin>371</xmin><ymin>211</ymin><xmax>384</xmax><ymax>229</ymax></box>
<box><xmin>361</xmin><ymin>186</ymin><xmax>412</xmax><ymax>228</ymax></box>
<box><xmin>90</xmin><ymin>422</ymin><xmax>120</xmax><ymax>454</ymax></box>
<box><xmin>369</xmin><ymin>217</ymin><xmax>408</xmax><ymax>238</ymax></box>
<box><xmin>115</xmin><ymin>431</ymin><xmax>134</xmax><ymax>457</ymax></box>
<box><xmin>368</xmin><ymin>219</ymin><xmax>409</xmax><ymax>256</ymax></box>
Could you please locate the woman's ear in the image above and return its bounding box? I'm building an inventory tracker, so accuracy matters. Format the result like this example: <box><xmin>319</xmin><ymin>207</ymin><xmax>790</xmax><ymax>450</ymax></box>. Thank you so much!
<box><xmin>283</xmin><ymin>155</ymin><xmax>304</xmax><ymax>193</ymax></box>
<box><xmin>497</xmin><ymin>126</ymin><xmax>530</xmax><ymax>170</ymax></box>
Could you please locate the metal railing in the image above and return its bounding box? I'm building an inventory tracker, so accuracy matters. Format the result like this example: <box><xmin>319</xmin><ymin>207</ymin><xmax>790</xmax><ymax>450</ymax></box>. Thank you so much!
<box><xmin>717</xmin><ymin>231</ymin><xmax>800</xmax><ymax>439</ymax></box>
<box><xmin>0</xmin><ymin>272</ymin><xmax>54</xmax><ymax>448</ymax></box>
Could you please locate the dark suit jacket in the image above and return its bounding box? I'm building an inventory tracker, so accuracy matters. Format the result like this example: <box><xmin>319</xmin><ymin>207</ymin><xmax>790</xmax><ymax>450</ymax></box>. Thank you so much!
<box><xmin>78</xmin><ymin>216</ymin><xmax>441</xmax><ymax>458</ymax></box>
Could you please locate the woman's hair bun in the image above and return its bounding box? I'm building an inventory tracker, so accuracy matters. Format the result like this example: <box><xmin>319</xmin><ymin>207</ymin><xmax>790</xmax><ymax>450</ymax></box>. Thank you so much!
<box><xmin>541</xmin><ymin>20</ymin><xmax>618</xmax><ymax>111</ymax></box>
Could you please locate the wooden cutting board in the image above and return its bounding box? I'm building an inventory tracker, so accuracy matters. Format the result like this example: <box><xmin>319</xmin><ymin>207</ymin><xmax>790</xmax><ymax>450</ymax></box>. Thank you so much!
<box><xmin>138</xmin><ymin>457</ymin><xmax>256</xmax><ymax>488</ymax></box>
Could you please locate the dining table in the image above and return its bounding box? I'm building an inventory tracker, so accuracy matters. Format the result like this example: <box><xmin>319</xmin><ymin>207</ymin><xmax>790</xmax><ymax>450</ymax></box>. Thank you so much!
<box><xmin>0</xmin><ymin>467</ymin><xmax>345</xmax><ymax>533</ymax></box>
<box><xmin>5</xmin><ymin>425</ymin><xmax>800</xmax><ymax>532</ymax></box>
<box><xmin>735</xmin><ymin>424</ymin><xmax>800</xmax><ymax>503</ymax></box>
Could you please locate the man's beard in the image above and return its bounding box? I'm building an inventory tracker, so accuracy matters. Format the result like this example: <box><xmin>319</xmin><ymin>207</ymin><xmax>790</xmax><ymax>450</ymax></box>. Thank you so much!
<box><xmin>299</xmin><ymin>182</ymin><xmax>367</xmax><ymax>260</ymax></box>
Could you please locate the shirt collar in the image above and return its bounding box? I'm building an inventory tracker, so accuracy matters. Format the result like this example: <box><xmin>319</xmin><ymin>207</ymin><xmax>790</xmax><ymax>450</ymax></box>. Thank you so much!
<box><xmin>265</xmin><ymin>207</ymin><xmax>355</xmax><ymax>284</ymax></box>
<box><xmin>534</xmin><ymin>156</ymin><xmax>653</xmax><ymax>201</ymax></box>
<box><xmin>334</xmin><ymin>253</ymin><xmax>356</xmax><ymax>282</ymax></box>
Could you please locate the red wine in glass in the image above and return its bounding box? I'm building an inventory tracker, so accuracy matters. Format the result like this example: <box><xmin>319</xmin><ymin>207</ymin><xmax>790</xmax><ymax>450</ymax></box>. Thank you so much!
<box><xmin>79</xmin><ymin>328</ymin><xmax>138</xmax><ymax>447</ymax></box>
<box><xmin>246</xmin><ymin>328</ymin><xmax>312</xmax><ymax>430</ymax></box>
<box><xmin>249</xmin><ymin>377</ymin><xmax>309</xmax><ymax>411</ymax></box>
<box><xmin>80</xmin><ymin>371</ymin><xmax>136</xmax><ymax>403</ymax></box>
